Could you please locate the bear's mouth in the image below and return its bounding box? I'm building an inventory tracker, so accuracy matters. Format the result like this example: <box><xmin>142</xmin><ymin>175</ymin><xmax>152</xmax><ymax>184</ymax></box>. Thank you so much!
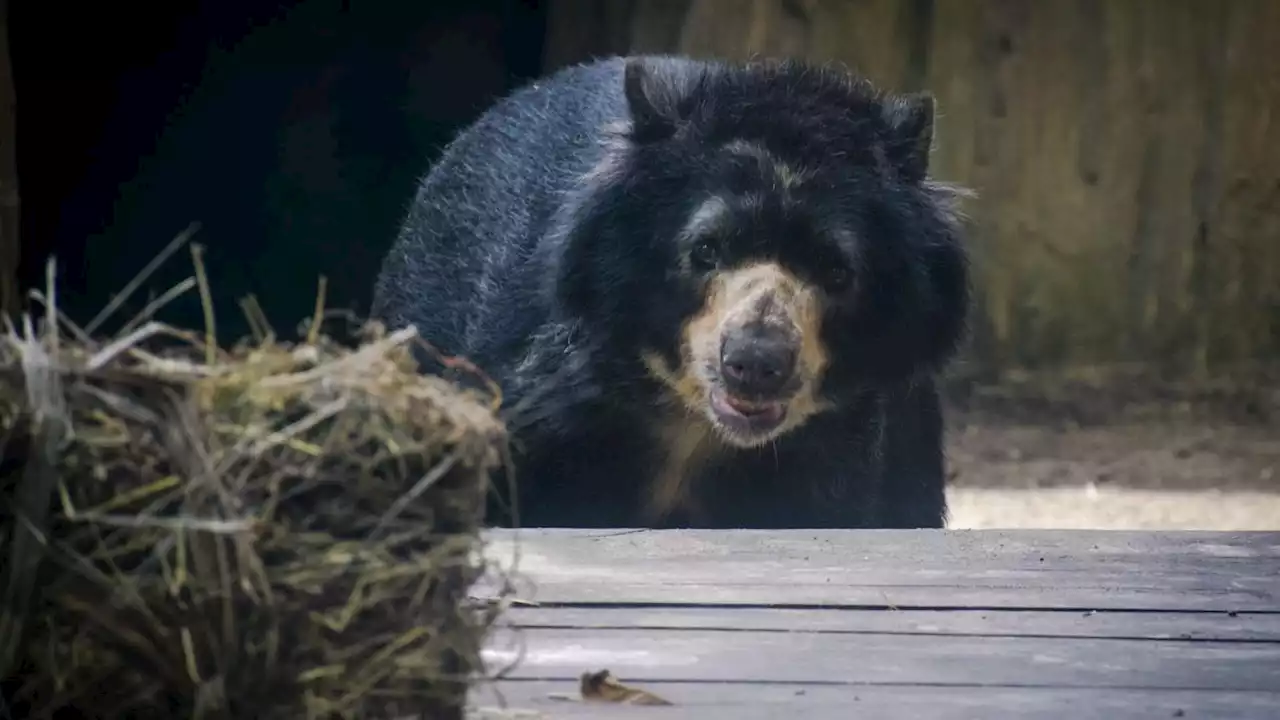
<box><xmin>708</xmin><ymin>388</ymin><xmax>788</xmax><ymax>442</ymax></box>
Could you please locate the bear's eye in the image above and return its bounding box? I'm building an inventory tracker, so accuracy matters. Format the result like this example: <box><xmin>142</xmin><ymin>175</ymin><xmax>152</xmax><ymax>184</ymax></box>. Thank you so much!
<box><xmin>689</xmin><ymin>237</ymin><xmax>720</xmax><ymax>272</ymax></box>
<box><xmin>826</xmin><ymin>265</ymin><xmax>853</xmax><ymax>293</ymax></box>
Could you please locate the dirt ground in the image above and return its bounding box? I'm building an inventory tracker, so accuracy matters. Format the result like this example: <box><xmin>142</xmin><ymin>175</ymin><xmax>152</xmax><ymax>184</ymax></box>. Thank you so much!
<box><xmin>938</xmin><ymin>367</ymin><xmax>1280</xmax><ymax>531</ymax></box>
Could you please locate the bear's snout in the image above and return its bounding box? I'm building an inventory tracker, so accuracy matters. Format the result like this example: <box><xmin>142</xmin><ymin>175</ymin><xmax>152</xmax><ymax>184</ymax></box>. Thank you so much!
<box><xmin>719</xmin><ymin>322</ymin><xmax>800</xmax><ymax>400</ymax></box>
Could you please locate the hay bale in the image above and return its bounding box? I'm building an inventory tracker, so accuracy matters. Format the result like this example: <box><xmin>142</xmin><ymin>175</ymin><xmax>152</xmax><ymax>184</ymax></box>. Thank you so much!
<box><xmin>0</xmin><ymin>260</ymin><xmax>512</xmax><ymax>719</ymax></box>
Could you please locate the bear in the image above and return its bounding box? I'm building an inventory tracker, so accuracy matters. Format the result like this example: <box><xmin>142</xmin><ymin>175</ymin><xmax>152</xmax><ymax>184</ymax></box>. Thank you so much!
<box><xmin>370</xmin><ymin>54</ymin><xmax>971</xmax><ymax>530</ymax></box>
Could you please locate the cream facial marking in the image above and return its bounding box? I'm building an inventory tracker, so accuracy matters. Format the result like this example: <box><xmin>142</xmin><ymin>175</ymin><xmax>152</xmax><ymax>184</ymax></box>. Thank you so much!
<box><xmin>644</xmin><ymin>259</ymin><xmax>834</xmax><ymax>448</ymax></box>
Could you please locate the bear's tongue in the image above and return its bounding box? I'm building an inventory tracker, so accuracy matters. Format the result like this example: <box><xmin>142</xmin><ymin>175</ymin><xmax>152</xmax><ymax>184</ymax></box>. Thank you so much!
<box><xmin>720</xmin><ymin>394</ymin><xmax>784</xmax><ymax>423</ymax></box>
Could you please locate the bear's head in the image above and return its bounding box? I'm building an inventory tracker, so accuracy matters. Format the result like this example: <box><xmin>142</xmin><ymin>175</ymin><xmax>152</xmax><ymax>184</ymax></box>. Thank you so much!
<box><xmin>554</xmin><ymin>56</ymin><xmax>972</xmax><ymax>448</ymax></box>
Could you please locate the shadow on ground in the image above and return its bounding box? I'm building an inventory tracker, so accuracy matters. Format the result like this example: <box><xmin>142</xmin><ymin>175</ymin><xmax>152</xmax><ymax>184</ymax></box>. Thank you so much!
<box><xmin>940</xmin><ymin>365</ymin><xmax>1279</xmax><ymax>530</ymax></box>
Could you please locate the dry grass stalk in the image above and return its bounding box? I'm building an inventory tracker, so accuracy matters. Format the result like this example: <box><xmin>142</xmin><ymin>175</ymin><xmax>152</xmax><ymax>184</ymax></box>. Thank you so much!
<box><xmin>0</xmin><ymin>236</ymin><xmax>515</xmax><ymax>720</ymax></box>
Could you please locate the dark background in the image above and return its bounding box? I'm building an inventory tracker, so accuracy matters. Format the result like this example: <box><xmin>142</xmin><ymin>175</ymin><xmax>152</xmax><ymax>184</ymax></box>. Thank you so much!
<box><xmin>11</xmin><ymin>0</ymin><xmax>548</xmax><ymax>343</ymax></box>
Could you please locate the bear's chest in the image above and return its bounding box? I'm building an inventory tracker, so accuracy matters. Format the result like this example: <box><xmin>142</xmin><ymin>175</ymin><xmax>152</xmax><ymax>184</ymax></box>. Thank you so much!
<box><xmin>636</xmin><ymin>413</ymin><xmax>887</xmax><ymax>529</ymax></box>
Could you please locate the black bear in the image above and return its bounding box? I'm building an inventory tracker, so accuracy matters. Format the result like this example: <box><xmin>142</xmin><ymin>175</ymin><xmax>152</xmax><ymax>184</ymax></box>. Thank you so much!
<box><xmin>371</xmin><ymin>55</ymin><xmax>971</xmax><ymax>529</ymax></box>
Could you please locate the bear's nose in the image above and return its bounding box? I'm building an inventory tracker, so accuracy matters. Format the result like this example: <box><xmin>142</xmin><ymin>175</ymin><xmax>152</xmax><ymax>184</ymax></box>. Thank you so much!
<box><xmin>720</xmin><ymin>324</ymin><xmax>798</xmax><ymax>399</ymax></box>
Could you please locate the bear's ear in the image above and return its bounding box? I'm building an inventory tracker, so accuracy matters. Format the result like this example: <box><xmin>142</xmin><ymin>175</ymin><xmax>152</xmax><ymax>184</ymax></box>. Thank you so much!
<box><xmin>623</xmin><ymin>58</ymin><xmax>683</xmax><ymax>143</ymax></box>
<box><xmin>880</xmin><ymin>91</ymin><xmax>935</xmax><ymax>184</ymax></box>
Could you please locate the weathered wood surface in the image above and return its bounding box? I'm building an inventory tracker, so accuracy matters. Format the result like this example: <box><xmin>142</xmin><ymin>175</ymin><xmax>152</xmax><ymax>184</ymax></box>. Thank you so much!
<box><xmin>473</xmin><ymin>529</ymin><xmax>1280</xmax><ymax>610</ymax></box>
<box><xmin>496</xmin><ymin>605</ymin><xmax>1280</xmax><ymax>642</ymax></box>
<box><xmin>468</xmin><ymin>529</ymin><xmax>1280</xmax><ymax>719</ymax></box>
<box><xmin>470</xmin><ymin>683</ymin><xmax>1280</xmax><ymax>720</ymax></box>
<box><xmin>542</xmin><ymin>0</ymin><xmax>1280</xmax><ymax>374</ymax></box>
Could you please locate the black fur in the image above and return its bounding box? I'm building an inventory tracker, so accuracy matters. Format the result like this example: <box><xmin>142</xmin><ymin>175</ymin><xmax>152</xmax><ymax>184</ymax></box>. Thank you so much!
<box><xmin>371</xmin><ymin>55</ymin><xmax>971</xmax><ymax>529</ymax></box>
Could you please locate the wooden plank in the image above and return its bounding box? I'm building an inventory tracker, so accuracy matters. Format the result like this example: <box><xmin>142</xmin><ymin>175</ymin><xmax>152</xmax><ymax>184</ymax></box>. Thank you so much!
<box><xmin>1210</xmin><ymin>0</ymin><xmax>1280</xmax><ymax>364</ymax></box>
<box><xmin>479</xmin><ymin>627</ymin><xmax>1280</xmax><ymax>691</ymax></box>
<box><xmin>469</xmin><ymin>681</ymin><xmax>1280</xmax><ymax>720</ymax></box>
<box><xmin>478</xmin><ymin>529</ymin><xmax>1280</xmax><ymax>611</ymax></box>
<box><xmin>540</xmin><ymin>0</ymin><xmax>637</xmax><ymax>72</ymax></box>
<box><xmin>501</xmin><ymin>606</ymin><xmax>1280</xmax><ymax>642</ymax></box>
<box><xmin>919</xmin><ymin>0</ymin><xmax>1280</xmax><ymax>370</ymax></box>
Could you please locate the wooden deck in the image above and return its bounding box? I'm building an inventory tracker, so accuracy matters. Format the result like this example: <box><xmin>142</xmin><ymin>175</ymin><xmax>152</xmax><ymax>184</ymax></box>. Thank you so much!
<box><xmin>467</xmin><ymin>529</ymin><xmax>1280</xmax><ymax>719</ymax></box>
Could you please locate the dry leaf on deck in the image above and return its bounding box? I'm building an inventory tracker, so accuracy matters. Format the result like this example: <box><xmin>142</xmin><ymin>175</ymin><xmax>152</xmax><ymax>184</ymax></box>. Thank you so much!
<box><xmin>579</xmin><ymin>669</ymin><xmax>673</xmax><ymax>706</ymax></box>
